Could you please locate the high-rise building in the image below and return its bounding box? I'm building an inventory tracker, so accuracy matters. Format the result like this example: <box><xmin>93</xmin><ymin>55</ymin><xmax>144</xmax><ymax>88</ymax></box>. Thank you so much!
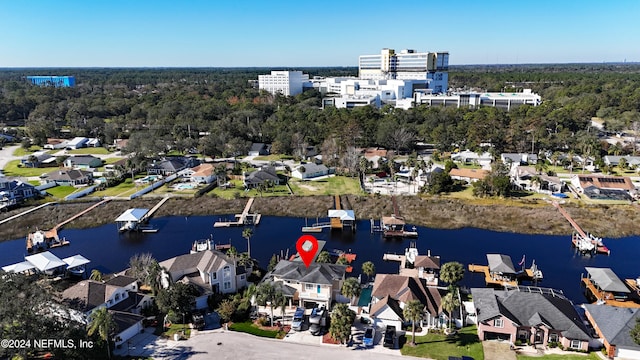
<box><xmin>258</xmin><ymin>71</ymin><xmax>310</xmax><ymax>96</ymax></box>
<box><xmin>359</xmin><ymin>48</ymin><xmax>449</xmax><ymax>93</ymax></box>
<box><xmin>26</xmin><ymin>76</ymin><xmax>76</xmax><ymax>87</ymax></box>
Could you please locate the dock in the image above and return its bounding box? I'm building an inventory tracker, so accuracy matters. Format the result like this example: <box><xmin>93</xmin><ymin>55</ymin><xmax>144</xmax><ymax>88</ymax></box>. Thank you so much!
<box><xmin>140</xmin><ymin>196</ymin><xmax>170</xmax><ymax>223</ymax></box>
<box><xmin>214</xmin><ymin>198</ymin><xmax>261</xmax><ymax>227</ymax></box>
<box><xmin>469</xmin><ymin>264</ymin><xmax>520</xmax><ymax>287</ymax></box>
<box><xmin>468</xmin><ymin>254</ymin><xmax>542</xmax><ymax>288</ymax></box>
<box><xmin>371</xmin><ymin>196</ymin><xmax>418</xmax><ymax>238</ymax></box>
<box><xmin>580</xmin><ymin>267</ymin><xmax>640</xmax><ymax>308</ymax></box>
<box><xmin>326</xmin><ymin>195</ymin><xmax>356</xmax><ymax>232</ymax></box>
<box><xmin>581</xmin><ymin>277</ymin><xmax>640</xmax><ymax>308</ymax></box>
<box><xmin>553</xmin><ymin>201</ymin><xmax>610</xmax><ymax>255</ymax></box>
<box><xmin>383</xmin><ymin>253</ymin><xmax>403</xmax><ymax>261</ymax></box>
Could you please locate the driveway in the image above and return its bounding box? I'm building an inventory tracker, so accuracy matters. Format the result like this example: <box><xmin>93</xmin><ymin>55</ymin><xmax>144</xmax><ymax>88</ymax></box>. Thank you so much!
<box><xmin>0</xmin><ymin>145</ymin><xmax>20</xmax><ymax>172</ymax></box>
<box><xmin>482</xmin><ymin>341</ymin><xmax>516</xmax><ymax>360</ymax></box>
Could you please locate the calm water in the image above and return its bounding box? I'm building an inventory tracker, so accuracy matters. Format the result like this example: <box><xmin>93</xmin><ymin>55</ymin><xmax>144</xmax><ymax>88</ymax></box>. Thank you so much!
<box><xmin>1</xmin><ymin>215</ymin><xmax>638</xmax><ymax>304</ymax></box>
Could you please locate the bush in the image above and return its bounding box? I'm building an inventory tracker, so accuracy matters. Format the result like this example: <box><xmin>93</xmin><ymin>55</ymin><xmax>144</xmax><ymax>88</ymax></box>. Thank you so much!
<box><xmin>514</xmin><ymin>339</ymin><xmax>523</xmax><ymax>346</ymax></box>
<box><xmin>257</xmin><ymin>317</ymin><xmax>270</xmax><ymax>326</ymax></box>
<box><xmin>548</xmin><ymin>341</ymin><xmax>558</xmax><ymax>348</ymax></box>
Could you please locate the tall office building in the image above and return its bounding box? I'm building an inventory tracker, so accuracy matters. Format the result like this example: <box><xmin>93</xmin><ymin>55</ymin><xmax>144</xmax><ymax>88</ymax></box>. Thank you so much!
<box><xmin>26</xmin><ymin>76</ymin><xmax>76</xmax><ymax>87</ymax></box>
<box><xmin>359</xmin><ymin>48</ymin><xmax>449</xmax><ymax>93</ymax></box>
<box><xmin>258</xmin><ymin>71</ymin><xmax>310</xmax><ymax>96</ymax></box>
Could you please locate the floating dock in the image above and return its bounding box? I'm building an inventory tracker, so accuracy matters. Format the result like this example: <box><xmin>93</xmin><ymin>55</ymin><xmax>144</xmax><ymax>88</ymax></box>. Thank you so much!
<box><xmin>214</xmin><ymin>198</ymin><xmax>261</xmax><ymax>227</ymax></box>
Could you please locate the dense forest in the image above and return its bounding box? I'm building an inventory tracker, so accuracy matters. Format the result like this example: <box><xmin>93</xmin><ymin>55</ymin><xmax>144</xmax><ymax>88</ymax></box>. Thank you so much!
<box><xmin>1</xmin><ymin>64</ymin><xmax>640</xmax><ymax>165</ymax></box>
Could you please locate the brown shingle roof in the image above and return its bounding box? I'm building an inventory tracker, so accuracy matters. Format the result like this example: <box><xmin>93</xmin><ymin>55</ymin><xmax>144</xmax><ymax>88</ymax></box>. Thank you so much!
<box><xmin>372</xmin><ymin>274</ymin><xmax>443</xmax><ymax>316</ymax></box>
<box><xmin>577</xmin><ymin>175</ymin><xmax>634</xmax><ymax>191</ymax></box>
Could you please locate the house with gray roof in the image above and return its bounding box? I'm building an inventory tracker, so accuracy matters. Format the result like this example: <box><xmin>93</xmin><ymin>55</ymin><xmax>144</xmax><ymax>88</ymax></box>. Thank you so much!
<box><xmin>603</xmin><ymin>155</ymin><xmax>640</xmax><ymax>168</ymax></box>
<box><xmin>291</xmin><ymin>163</ymin><xmax>330</xmax><ymax>180</ymax></box>
<box><xmin>471</xmin><ymin>287</ymin><xmax>592</xmax><ymax>350</ymax></box>
<box><xmin>42</xmin><ymin>169</ymin><xmax>93</xmax><ymax>186</ymax></box>
<box><xmin>584</xmin><ymin>304</ymin><xmax>640</xmax><ymax>359</ymax></box>
<box><xmin>501</xmin><ymin>153</ymin><xmax>538</xmax><ymax>166</ymax></box>
<box><xmin>148</xmin><ymin>157</ymin><xmax>199</xmax><ymax>176</ymax></box>
<box><xmin>261</xmin><ymin>260</ymin><xmax>347</xmax><ymax>309</ymax></box>
<box><xmin>583</xmin><ymin>267</ymin><xmax>632</xmax><ymax>302</ymax></box>
<box><xmin>248</xmin><ymin>143</ymin><xmax>271</xmax><ymax>156</ymax></box>
<box><xmin>20</xmin><ymin>151</ymin><xmax>56</xmax><ymax>168</ymax></box>
<box><xmin>0</xmin><ymin>176</ymin><xmax>37</xmax><ymax>208</ymax></box>
<box><xmin>159</xmin><ymin>249</ymin><xmax>248</xmax><ymax>309</ymax></box>
<box><xmin>370</xmin><ymin>274</ymin><xmax>445</xmax><ymax>330</ymax></box>
<box><xmin>243</xmin><ymin>166</ymin><xmax>281</xmax><ymax>188</ymax></box>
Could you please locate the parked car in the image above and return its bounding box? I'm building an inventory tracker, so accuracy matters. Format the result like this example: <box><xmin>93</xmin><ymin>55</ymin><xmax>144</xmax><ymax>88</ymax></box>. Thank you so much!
<box><xmin>383</xmin><ymin>325</ymin><xmax>396</xmax><ymax>348</ymax></box>
<box><xmin>292</xmin><ymin>307</ymin><xmax>305</xmax><ymax>331</ymax></box>
<box><xmin>309</xmin><ymin>323</ymin><xmax>325</xmax><ymax>336</ymax></box>
<box><xmin>363</xmin><ymin>327</ymin><xmax>375</xmax><ymax>347</ymax></box>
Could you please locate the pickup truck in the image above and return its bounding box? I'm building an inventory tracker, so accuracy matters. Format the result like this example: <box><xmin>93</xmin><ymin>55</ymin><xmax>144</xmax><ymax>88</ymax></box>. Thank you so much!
<box><xmin>383</xmin><ymin>325</ymin><xmax>396</xmax><ymax>348</ymax></box>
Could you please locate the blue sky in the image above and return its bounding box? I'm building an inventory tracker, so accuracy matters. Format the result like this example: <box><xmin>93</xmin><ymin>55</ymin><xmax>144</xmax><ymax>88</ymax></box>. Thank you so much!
<box><xmin>1</xmin><ymin>0</ymin><xmax>638</xmax><ymax>67</ymax></box>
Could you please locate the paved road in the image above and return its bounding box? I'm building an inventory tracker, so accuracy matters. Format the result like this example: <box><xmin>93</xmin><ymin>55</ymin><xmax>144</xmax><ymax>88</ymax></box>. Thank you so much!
<box><xmin>125</xmin><ymin>329</ymin><xmax>428</xmax><ymax>360</ymax></box>
<box><xmin>0</xmin><ymin>145</ymin><xmax>20</xmax><ymax>172</ymax></box>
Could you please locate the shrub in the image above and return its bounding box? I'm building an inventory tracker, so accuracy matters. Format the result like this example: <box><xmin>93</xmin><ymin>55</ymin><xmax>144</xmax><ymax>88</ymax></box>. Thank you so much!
<box><xmin>514</xmin><ymin>339</ymin><xmax>523</xmax><ymax>346</ymax></box>
<box><xmin>257</xmin><ymin>317</ymin><xmax>269</xmax><ymax>326</ymax></box>
<box><xmin>548</xmin><ymin>341</ymin><xmax>558</xmax><ymax>348</ymax></box>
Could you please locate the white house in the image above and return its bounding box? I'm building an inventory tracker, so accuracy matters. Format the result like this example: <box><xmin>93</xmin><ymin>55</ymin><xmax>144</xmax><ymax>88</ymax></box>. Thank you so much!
<box><xmin>182</xmin><ymin>163</ymin><xmax>216</xmax><ymax>184</ymax></box>
<box><xmin>291</xmin><ymin>163</ymin><xmax>330</xmax><ymax>180</ymax></box>
<box><xmin>66</xmin><ymin>137</ymin><xmax>89</xmax><ymax>149</ymax></box>
<box><xmin>159</xmin><ymin>250</ymin><xmax>249</xmax><ymax>310</ymax></box>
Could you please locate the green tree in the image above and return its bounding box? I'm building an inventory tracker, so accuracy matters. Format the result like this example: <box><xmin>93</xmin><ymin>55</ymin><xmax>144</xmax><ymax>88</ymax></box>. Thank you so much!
<box><xmin>155</xmin><ymin>282</ymin><xmax>199</xmax><ymax>320</ymax></box>
<box><xmin>329</xmin><ymin>303</ymin><xmax>356</xmax><ymax>344</ymax></box>
<box><xmin>242</xmin><ymin>227</ymin><xmax>253</xmax><ymax>258</ymax></box>
<box><xmin>268</xmin><ymin>254</ymin><xmax>278</xmax><ymax>271</ymax></box>
<box><xmin>619</xmin><ymin>157</ymin><xmax>628</xmax><ymax>171</ymax></box>
<box><xmin>630</xmin><ymin>318</ymin><xmax>640</xmax><ymax>345</ymax></box>
<box><xmin>256</xmin><ymin>282</ymin><xmax>282</xmax><ymax>327</ymax></box>
<box><xmin>341</xmin><ymin>277</ymin><xmax>361</xmax><ymax>304</ymax></box>
<box><xmin>216</xmin><ymin>299</ymin><xmax>237</xmax><ymax>323</ymax></box>
<box><xmin>336</xmin><ymin>256</ymin><xmax>350</xmax><ymax>265</ymax></box>
<box><xmin>440</xmin><ymin>261</ymin><xmax>465</xmax><ymax>289</ymax></box>
<box><xmin>361</xmin><ymin>261</ymin><xmax>375</xmax><ymax>283</ymax></box>
<box><xmin>90</xmin><ymin>269</ymin><xmax>103</xmax><ymax>281</ymax></box>
<box><xmin>441</xmin><ymin>292</ymin><xmax>460</xmax><ymax>330</ymax></box>
<box><xmin>316</xmin><ymin>251</ymin><xmax>331</xmax><ymax>263</ymax></box>
<box><xmin>403</xmin><ymin>300</ymin><xmax>424</xmax><ymax>346</ymax></box>
<box><xmin>426</xmin><ymin>171</ymin><xmax>454</xmax><ymax>194</ymax></box>
<box><xmin>87</xmin><ymin>307</ymin><xmax>116</xmax><ymax>359</ymax></box>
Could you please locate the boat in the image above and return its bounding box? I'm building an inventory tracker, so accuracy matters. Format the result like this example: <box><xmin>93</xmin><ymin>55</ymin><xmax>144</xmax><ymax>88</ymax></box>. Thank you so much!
<box><xmin>302</xmin><ymin>226</ymin><xmax>323</xmax><ymax>233</ymax></box>
<box><xmin>27</xmin><ymin>230</ymin><xmax>70</xmax><ymax>252</ymax></box>
<box><xmin>119</xmin><ymin>221</ymin><xmax>136</xmax><ymax>232</ymax></box>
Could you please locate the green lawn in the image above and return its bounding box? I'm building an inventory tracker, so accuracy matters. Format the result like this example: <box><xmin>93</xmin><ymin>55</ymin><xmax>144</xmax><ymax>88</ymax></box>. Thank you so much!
<box><xmin>289</xmin><ymin>176</ymin><xmax>363</xmax><ymax>195</ymax></box>
<box><xmin>400</xmin><ymin>326</ymin><xmax>484</xmax><ymax>360</ymax></box>
<box><xmin>66</xmin><ymin>147</ymin><xmax>112</xmax><ymax>155</ymax></box>
<box><xmin>12</xmin><ymin>146</ymin><xmax>43</xmax><ymax>157</ymax></box>
<box><xmin>2</xmin><ymin>160</ymin><xmax>54</xmax><ymax>177</ymax></box>
<box><xmin>229</xmin><ymin>321</ymin><xmax>279</xmax><ymax>338</ymax></box>
<box><xmin>158</xmin><ymin>323</ymin><xmax>191</xmax><ymax>339</ymax></box>
<box><xmin>45</xmin><ymin>185</ymin><xmax>77</xmax><ymax>199</ymax></box>
<box><xmin>517</xmin><ymin>352</ymin><xmax>601</xmax><ymax>360</ymax></box>
<box><xmin>253</xmin><ymin>154</ymin><xmax>293</xmax><ymax>161</ymax></box>
<box><xmin>92</xmin><ymin>180</ymin><xmax>139</xmax><ymax>197</ymax></box>
<box><xmin>211</xmin><ymin>179</ymin><xmax>291</xmax><ymax>199</ymax></box>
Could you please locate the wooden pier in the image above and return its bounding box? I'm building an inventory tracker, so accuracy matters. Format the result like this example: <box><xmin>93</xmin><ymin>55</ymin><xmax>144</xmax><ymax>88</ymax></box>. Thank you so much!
<box><xmin>330</xmin><ymin>195</ymin><xmax>342</xmax><ymax>229</ymax></box>
<box><xmin>468</xmin><ymin>264</ymin><xmax>538</xmax><ymax>288</ymax></box>
<box><xmin>553</xmin><ymin>201</ymin><xmax>610</xmax><ymax>255</ymax></box>
<box><xmin>214</xmin><ymin>198</ymin><xmax>261</xmax><ymax>227</ymax></box>
<box><xmin>140</xmin><ymin>196</ymin><xmax>170</xmax><ymax>223</ymax></box>
<box><xmin>581</xmin><ymin>277</ymin><xmax>640</xmax><ymax>308</ymax></box>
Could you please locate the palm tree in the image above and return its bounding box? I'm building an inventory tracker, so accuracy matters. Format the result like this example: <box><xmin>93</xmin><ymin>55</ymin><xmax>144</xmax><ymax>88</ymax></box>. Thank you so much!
<box><xmin>534</xmin><ymin>160</ymin><xmax>548</xmax><ymax>175</ymax></box>
<box><xmin>87</xmin><ymin>307</ymin><xmax>116</xmax><ymax>359</ymax></box>
<box><xmin>242</xmin><ymin>228</ymin><xmax>253</xmax><ymax>258</ymax></box>
<box><xmin>256</xmin><ymin>282</ymin><xmax>282</xmax><ymax>327</ymax></box>
<box><xmin>341</xmin><ymin>277</ymin><xmax>361</xmax><ymax>305</ymax></box>
<box><xmin>361</xmin><ymin>261</ymin><xmax>375</xmax><ymax>284</ymax></box>
<box><xmin>530</xmin><ymin>175</ymin><xmax>542</xmax><ymax>192</ymax></box>
<box><xmin>336</xmin><ymin>256</ymin><xmax>349</xmax><ymax>265</ymax></box>
<box><xmin>403</xmin><ymin>300</ymin><xmax>424</xmax><ymax>346</ymax></box>
<box><xmin>316</xmin><ymin>251</ymin><xmax>331</xmax><ymax>263</ymax></box>
<box><xmin>440</xmin><ymin>262</ymin><xmax>464</xmax><ymax>289</ymax></box>
<box><xmin>441</xmin><ymin>292</ymin><xmax>460</xmax><ymax>330</ymax></box>
<box><xmin>90</xmin><ymin>269</ymin><xmax>103</xmax><ymax>282</ymax></box>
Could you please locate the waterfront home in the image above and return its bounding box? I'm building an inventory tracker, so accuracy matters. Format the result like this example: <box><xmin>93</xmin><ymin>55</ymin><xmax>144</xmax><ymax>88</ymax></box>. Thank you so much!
<box><xmin>181</xmin><ymin>163</ymin><xmax>216</xmax><ymax>184</ymax></box>
<box><xmin>370</xmin><ymin>274</ymin><xmax>444</xmax><ymax>330</ymax></box>
<box><xmin>291</xmin><ymin>163</ymin><xmax>330</xmax><ymax>180</ymax></box>
<box><xmin>570</xmin><ymin>174</ymin><xmax>635</xmax><ymax>200</ymax></box>
<box><xmin>471</xmin><ymin>287</ymin><xmax>592</xmax><ymax>350</ymax></box>
<box><xmin>248</xmin><ymin>143</ymin><xmax>271</xmax><ymax>156</ymax></box>
<box><xmin>243</xmin><ymin>166</ymin><xmax>280</xmax><ymax>189</ymax></box>
<box><xmin>509</xmin><ymin>165</ymin><xmax>564</xmax><ymax>193</ymax></box>
<box><xmin>159</xmin><ymin>249</ymin><xmax>249</xmax><ymax>310</ymax></box>
<box><xmin>111</xmin><ymin>311</ymin><xmax>145</xmax><ymax>349</ymax></box>
<box><xmin>501</xmin><ymin>153</ymin><xmax>538</xmax><ymax>166</ymax></box>
<box><xmin>387</xmin><ymin>246</ymin><xmax>440</xmax><ymax>286</ymax></box>
<box><xmin>42</xmin><ymin>169</ymin><xmax>93</xmax><ymax>186</ymax></box>
<box><xmin>449</xmin><ymin>168</ymin><xmax>489</xmax><ymax>184</ymax></box>
<box><xmin>20</xmin><ymin>151</ymin><xmax>56</xmax><ymax>168</ymax></box>
<box><xmin>0</xmin><ymin>175</ymin><xmax>37</xmax><ymax>207</ymax></box>
<box><xmin>63</xmin><ymin>155</ymin><xmax>103</xmax><ymax>170</ymax></box>
<box><xmin>261</xmin><ymin>260</ymin><xmax>347</xmax><ymax>309</ymax></box>
<box><xmin>583</xmin><ymin>304</ymin><xmax>640</xmax><ymax>359</ymax></box>
<box><xmin>148</xmin><ymin>157</ymin><xmax>199</xmax><ymax>176</ymax></box>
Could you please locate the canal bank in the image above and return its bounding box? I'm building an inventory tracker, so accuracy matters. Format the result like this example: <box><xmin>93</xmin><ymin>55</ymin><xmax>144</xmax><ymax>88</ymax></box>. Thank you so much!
<box><xmin>0</xmin><ymin>195</ymin><xmax>638</xmax><ymax>242</ymax></box>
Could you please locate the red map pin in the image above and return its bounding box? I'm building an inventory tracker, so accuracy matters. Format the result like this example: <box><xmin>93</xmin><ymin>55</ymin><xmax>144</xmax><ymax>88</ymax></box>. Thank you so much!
<box><xmin>296</xmin><ymin>234</ymin><xmax>319</xmax><ymax>268</ymax></box>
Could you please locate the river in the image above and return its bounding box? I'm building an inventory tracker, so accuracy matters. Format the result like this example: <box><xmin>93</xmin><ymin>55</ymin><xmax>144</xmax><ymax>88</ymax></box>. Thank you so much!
<box><xmin>1</xmin><ymin>215</ymin><xmax>638</xmax><ymax>304</ymax></box>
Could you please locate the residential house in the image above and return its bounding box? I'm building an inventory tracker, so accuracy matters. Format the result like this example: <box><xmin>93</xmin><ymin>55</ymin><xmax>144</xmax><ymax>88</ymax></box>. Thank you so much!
<box><xmin>148</xmin><ymin>157</ymin><xmax>198</xmax><ymax>176</ymax></box>
<box><xmin>510</xmin><ymin>166</ymin><xmax>565</xmax><ymax>193</ymax></box>
<box><xmin>570</xmin><ymin>174</ymin><xmax>635</xmax><ymax>200</ymax></box>
<box><xmin>87</xmin><ymin>138</ymin><xmax>101</xmax><ymax>147</ymax></box>
<box><xmin>0</xmin><ymin>176</ymin><xmax>37</xmax><ymax>207</ymax></box>
<box><xmin>42</xmin><ymin>169</ymin><xmax>93</xmax><ymax>186</ymax></box>
<box><xmin>603</xmin><ymin>155</ymin><xmax>640</xmax><ymax>168</ymax></box>
<box><xmin>20</xmin><ymin>151</ymin><xmax>56</xmax><ymax>168</ymax></box>
<box><xmin>451</xmin><ymin>150</ymin><xmax>493</xmax><ymax>169</ymax></box>
<box><xmin>363</xmin><ymin>147</ymin><xmax>388</xmax><ymax>169</ymax></box>
<box><xmin>370</xmin><ymin>274</ymin><xmax>444</xmax><ymax>330</ymax></box>
<box><xmin>63</xmin><ymin>155</ymin><xmax>103</xmax><ymax>170</ymax></box>
<box><xmin>471</xmin><ymin>287</ymin><xmax>592</xmax><ymax>350</ymax></box>
<box><xmin>113</xmin><ymin>139</ymin><xmax>129</xmax><ymax>151</ymax></box>
<box><xmin>61</xmin><ymin>275</ymin><xmax>149</xmax><ymax>349</ymax></box>
<box><xmin>104</xmin><ymin>158</ymin><xmax>128</xmax><ymax>177</ymax></box>
<box><xmin>243</xmin><ymin>166</ymin><xmax>280</xmax><ymax>189</ymax></box>
<box><xmin>44</xmin><ymin>138</ymin><xmax>68</xmax><ymax>150</ymax></box>
<box><xmin>583</xmin><ymin>304</ymin><xmax>640</xmax><ymax>359</ymax></box>
<box><xmin>159</xmin><ymin>249</ymin><xmax>249</xmax><ymax>310</ymax></box>
<box><xmin>397</xmin><ymin>247</ymin><xmax>440</xmax><ymax>286</ymax></box>
<box><xmin>248</xmin><ymin>143</ymin><xmax>271</xmax><ymax>156</ymax></box>
<box><xmin>501</xmin><ymin>153</ymin><xmax>538</xmax><ymax>166</ymax></box>
<box><xmin>262</xmin><ymin>260</ymin><xmax>347</xmax><ymax>309</ymax></box>
<box><xmin>449</xmin><ymin>168</ymin><xmax>489</xmax><ymax>184</ymax></box>
<box><xmin>291</xmin><ymin>163</ymin><xmax>330</xmax><ymax>180</ymax></box>
<box><xmin>66</xmin><ymin>137</ymin><xmax>89</xmax><ymax>150</ymax></box>
<box><xmin>181</xmin><ymin>163</ymin><xmax>216</xmax><ymax>184</ymax></box>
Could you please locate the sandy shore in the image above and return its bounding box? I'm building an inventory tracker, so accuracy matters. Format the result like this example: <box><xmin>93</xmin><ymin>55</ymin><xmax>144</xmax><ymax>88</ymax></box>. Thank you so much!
<box><xmin>0</xmin><ymin>195</ymin><xmax>638</xmax><ymax>241</ymax></box>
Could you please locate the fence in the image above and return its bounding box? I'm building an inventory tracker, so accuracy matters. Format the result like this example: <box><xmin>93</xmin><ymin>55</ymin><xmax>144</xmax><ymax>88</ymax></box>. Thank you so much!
<box><xmin>129</xmin><ymin>174</ymin><xmax>179</xmax><ymax>199</ymax></box>
<box><xmin>65</xmin><ymin>185</ymin><xmax>98</xmax><ymax>200</ymax></box>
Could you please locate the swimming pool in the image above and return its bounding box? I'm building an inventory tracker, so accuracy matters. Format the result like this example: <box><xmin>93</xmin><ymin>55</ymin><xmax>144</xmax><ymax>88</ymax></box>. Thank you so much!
<box><xmin>173</xmin><ymin>183</ymin><xmax>196</xmax><ymax>190</ymax></box>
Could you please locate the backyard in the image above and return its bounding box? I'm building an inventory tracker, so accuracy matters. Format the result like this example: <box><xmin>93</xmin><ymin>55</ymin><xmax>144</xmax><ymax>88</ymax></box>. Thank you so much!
<box><xmin>289</xmin><ymin>176</ymin><xmax>364</xmax><ymax>196</ymax></box>
<box><xmin>2</xmin><ymin>160</ymin><xmax>55</xmax><ymax>177</ymax></box>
